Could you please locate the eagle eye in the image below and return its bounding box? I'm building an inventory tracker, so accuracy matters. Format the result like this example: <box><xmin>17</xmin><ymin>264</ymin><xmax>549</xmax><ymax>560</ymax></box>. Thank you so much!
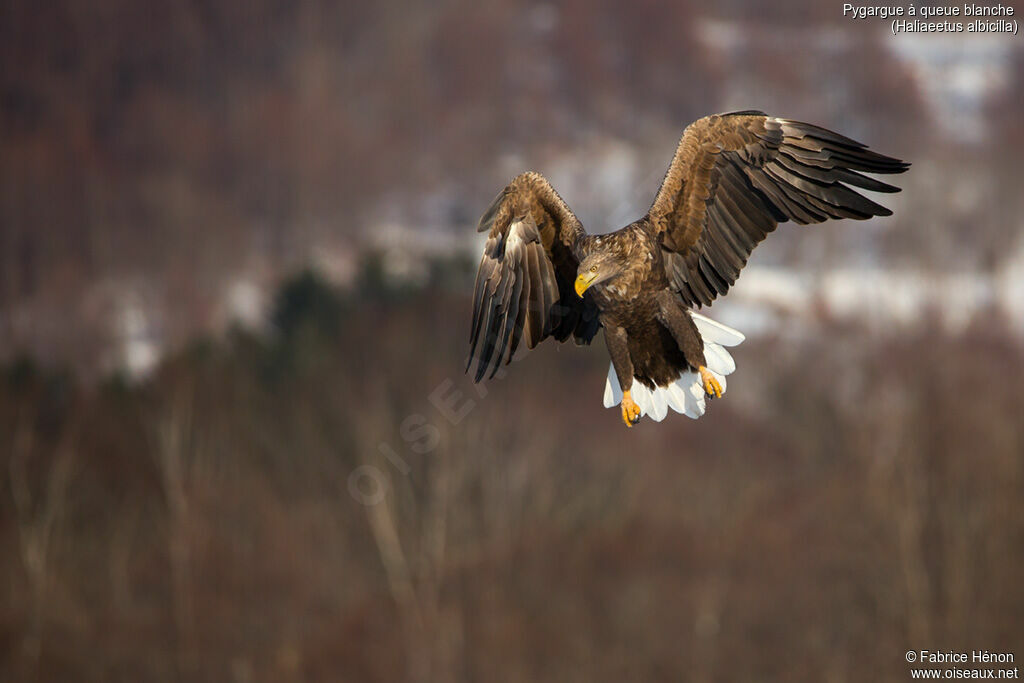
<box><xmin>590</xmin><ymin>265</ymin><xmax>597</xmax><ymax>273</ymax></box>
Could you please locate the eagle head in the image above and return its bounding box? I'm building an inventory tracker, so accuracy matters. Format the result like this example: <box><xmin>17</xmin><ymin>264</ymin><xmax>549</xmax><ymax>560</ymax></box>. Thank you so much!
<box><xmin>575</xmin><ymin>251</ymin><xmax>624</xmax><ymax>297</ymax></box>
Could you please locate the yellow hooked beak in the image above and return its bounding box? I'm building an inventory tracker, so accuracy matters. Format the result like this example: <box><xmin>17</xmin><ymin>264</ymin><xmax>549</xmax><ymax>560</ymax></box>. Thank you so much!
<box><xmin>575</xmin><ymin>271</ymin><xmax>597</xmax><ymax>298</ymax></box>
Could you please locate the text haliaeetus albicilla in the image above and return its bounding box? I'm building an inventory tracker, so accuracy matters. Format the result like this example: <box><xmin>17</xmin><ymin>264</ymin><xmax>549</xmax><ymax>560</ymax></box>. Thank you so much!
<box><xmin>467</xmin><ymin>111</ymin><xmax>909</xmax><ymax>427</ymax></box>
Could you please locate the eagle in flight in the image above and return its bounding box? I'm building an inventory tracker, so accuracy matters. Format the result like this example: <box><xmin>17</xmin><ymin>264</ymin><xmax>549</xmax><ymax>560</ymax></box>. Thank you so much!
<box><xmin>467</xmin><ymin>111</ymin><xmax>908</xmax><ymax>427</ymax></box>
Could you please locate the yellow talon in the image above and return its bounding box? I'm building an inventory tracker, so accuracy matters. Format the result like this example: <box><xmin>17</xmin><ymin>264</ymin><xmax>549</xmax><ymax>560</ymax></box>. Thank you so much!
<box><xmin>699</xmin><ymin>366</ymin><xmax>722</xmax><ymax>399</ymax></box>
<box><xmin>621</xmin><ymin>390</ymin><xmax>641</xmax><ymax>427</ymax></box>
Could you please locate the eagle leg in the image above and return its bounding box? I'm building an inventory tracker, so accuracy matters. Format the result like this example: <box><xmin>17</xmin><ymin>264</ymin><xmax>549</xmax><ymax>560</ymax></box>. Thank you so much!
<box><xmin>621</xmin><ymin>390</ymin><xmax>641</xmax><ymax>427</ymax></box>
<box><xmin>603</xmin><ymin>323</ymin><xmax>641</xmax><ymax>427</ymax></box>
<box><xmin>699</xmin><ymin>366</ymin><xmax>722</xmax><ymax>399</ymax></box>
<box><xmin>655</xmin><ymin>290</ymin><xmax>706</xmax><ymax>371</ymax></box>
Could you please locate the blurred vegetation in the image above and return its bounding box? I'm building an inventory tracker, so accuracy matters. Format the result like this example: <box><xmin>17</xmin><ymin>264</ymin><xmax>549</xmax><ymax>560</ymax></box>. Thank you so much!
<box><xmin>9</xmin><ymin>0</ymin><xmax>1018</xmax><ymax>374</ymax></box>
<box><xmin>1</xmin><ymin>272</ymin><xmax>1022</xmax><ymax>682</ymax></box>
<box><xmin>1</xmin><ymin>1</ymin><xmax>1022</xmax><ymax>680</ymax></box>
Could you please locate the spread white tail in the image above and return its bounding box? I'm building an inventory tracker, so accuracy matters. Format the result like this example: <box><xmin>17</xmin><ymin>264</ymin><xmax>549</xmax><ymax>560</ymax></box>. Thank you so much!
<box><xmin>602</xmin><ymin>312</ymin><xmax>745</xmax><ymax>421</ymax></box>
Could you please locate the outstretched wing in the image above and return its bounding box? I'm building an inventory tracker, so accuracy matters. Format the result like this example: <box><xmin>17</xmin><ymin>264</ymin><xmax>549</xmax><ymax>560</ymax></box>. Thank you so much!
<box><xmin>647</xmin><ymin>111</ymin><xmax>910</xmax><ymax>307</ymax></box>
<box><xmin>468</xmin><ymin>172</ymin><xmax>600</xmax><ymax>382</ymax></box>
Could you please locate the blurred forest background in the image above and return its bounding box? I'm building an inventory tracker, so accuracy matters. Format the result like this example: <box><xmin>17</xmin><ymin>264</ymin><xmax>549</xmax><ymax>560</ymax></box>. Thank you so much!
<box><xmin>1</xmin><ymin>1</ymin><xmax>1023</xmax><ymax>681</ymax></box>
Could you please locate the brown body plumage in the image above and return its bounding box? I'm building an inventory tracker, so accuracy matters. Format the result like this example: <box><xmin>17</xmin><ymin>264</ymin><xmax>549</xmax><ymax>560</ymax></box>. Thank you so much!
<box><xmin>468</xmin><ymin>111</ymin><xmax>909</xmax><ymax>426</ymax></box>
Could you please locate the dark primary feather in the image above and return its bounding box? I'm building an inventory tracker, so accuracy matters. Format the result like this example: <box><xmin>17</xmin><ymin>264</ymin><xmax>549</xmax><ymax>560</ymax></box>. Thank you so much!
<box><xmin>467</xmin><ymin>172</ymin><xmax>599</xmax><ymax>382</ymax></box>
<box><xmin>647</xmin><ymin>111</ymin><xmax>910</xmax><ymax>307</ymax></box>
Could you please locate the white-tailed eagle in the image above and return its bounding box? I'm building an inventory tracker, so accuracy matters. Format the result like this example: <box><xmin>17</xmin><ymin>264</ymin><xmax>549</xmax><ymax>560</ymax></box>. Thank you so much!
<box><xmin>468</xmin><ymin>111</ymin><xmax>908</xmax><ymax>426</ymax></box>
